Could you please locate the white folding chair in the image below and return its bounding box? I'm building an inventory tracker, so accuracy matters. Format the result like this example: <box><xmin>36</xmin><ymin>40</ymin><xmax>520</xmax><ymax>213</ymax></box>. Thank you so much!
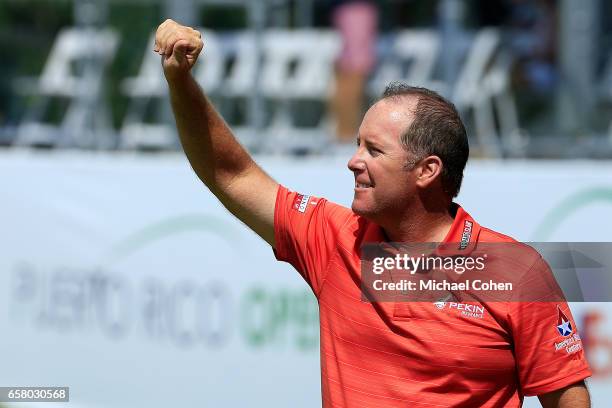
<box><xmin>14</xmin><ymin>27</ymin><xmax>119</xmax><ymax>148</ymax></box>
<box><xmin>369</xmin><ymin>30</ymin><xmax>442</xmax><ymax>97</ymax></box>
<box><xmin>452</xmin><ymin>28</ymin><xmax>524</xmax><ymax>157</ymax></box>
<box><xmin>259</xmin><ymin>29</ymin><xmax>340</xmax><ymax>152</ymax></box>
<box><xmin>120</xmin><ymin>29</ymin><xmax>225</xmax><ymax>149</ymax></box>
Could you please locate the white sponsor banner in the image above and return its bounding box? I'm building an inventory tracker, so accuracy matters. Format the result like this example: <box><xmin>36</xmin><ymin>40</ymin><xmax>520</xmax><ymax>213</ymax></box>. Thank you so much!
<box><xmin>1</xmin><ymin>152</ymin><xmax>611</xmax><ymax>407</ymax></box>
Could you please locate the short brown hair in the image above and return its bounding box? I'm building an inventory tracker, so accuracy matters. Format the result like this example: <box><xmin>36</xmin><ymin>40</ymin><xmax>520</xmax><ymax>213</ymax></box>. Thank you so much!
<box><xmin>381</xmin><ymin>82</ymin><xmax>469</xmax><ymax>198</ymax></box>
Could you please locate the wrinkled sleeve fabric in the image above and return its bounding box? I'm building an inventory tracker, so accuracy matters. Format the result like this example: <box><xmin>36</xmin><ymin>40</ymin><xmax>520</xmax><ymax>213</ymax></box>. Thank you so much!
<box><xmin>273</xmin><ymin>185</ymin><xmax>353</xmax><ymax>296</ymax></box>
<box><xmin>508</xmin><ymin>256</ymin><xmax>592</xmax><ymax>396</ymax></box>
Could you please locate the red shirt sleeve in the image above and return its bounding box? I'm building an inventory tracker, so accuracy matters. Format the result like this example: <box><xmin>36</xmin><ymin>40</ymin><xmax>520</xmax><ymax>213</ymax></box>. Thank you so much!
<box><xmin>508</xmin><ymin>256</ymin><xmax>592</xmax><ymax>396</ymax></box>
<box><xmin>273</xmin><ymin>185</ymin><xmax>353</xmax><ymax>296</ymax></box>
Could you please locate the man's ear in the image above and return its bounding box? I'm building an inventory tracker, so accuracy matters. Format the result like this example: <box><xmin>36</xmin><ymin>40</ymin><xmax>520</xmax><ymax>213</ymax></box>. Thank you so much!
<box><xmin>415</xmin><ymin>155</ymin><xmax>443</xmax><ymax>189</ymax></box>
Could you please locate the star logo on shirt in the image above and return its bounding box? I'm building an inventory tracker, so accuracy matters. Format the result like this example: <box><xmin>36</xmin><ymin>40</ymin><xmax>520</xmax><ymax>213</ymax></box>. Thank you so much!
<box><xmin>556</xmin><ymin>307</ymin><xmax>573</xmax><ymax>337</ymax></box>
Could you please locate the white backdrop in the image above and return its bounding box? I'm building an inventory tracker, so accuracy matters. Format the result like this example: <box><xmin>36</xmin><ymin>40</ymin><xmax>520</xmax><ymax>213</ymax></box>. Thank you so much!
<box><xmin>1</xmin><ymin>151</ymin><xmax>611</xmax><ymax>408</ymax></box>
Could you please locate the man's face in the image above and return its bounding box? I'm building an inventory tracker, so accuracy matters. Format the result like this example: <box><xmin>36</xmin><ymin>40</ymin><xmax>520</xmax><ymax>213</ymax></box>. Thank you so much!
<box><xmin>347</xmin><ymin>97</ymin><xmax>419</xmax><ymax>223</ymax></box>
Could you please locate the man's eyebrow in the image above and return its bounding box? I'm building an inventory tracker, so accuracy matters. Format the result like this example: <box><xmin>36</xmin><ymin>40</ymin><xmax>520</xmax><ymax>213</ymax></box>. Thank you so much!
<box><xmin>357</xmin><ymin>133</ymin><xmax>386</xmax><ymax>149</ymax></box>
<box><xmin>365</xmin><ymin>138</ymin><xmax>385</xmax><ymax>149</ymax></box>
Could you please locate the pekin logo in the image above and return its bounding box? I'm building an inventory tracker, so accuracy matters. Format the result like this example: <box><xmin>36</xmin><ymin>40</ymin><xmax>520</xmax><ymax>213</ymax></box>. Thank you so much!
<box><xmin>459</xmin><ymin>220</ymin><xmax>473</xmax><ymax>250</ymax></box>
<box><xmin>434</xmin><ymin>301</ymin><xmax>446</xmax><ymax>310</ymax></box>
<box><xmin>433</xmin><ymin>301</ymin><xmax>485</xmax><ymax>319</ymax></box>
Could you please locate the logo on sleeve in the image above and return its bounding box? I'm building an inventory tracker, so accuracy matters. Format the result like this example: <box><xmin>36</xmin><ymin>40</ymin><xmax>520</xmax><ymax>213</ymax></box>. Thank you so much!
<box><xmin>293</xmin><ymin>194</ymin><xmax>311</xmax><ymax>213</ymax></box>
<box><xmin>553</xmin><ymin>306</ymin><xmax>582</xmax><ymax>355</ymax></box>
<box><xmin>557</xmin><ymin>307</ymin><xmax>573</xmax><ymax>337</ymax></box>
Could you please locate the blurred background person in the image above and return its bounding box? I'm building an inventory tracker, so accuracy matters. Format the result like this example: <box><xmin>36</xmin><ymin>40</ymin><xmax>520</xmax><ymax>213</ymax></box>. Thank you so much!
<box><xmin>329</xmin><ymin>0</ymin><xmax>379</xmax><ymax>144</ymax></box>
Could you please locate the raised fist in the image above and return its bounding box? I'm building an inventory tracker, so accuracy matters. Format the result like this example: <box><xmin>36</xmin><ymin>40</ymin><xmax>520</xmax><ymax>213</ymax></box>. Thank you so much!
<box><xmin>154</xmin><ymin>19</ymin><xmax>203</xmax><ymax>80</ymax></box>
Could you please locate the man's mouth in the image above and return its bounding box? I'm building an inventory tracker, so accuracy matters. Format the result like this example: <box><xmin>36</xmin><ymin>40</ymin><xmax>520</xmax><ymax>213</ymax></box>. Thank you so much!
<box><xmin>355</xmin><ymin>182</ymin><xmax>372</xmax><ymax>188</ymax></box>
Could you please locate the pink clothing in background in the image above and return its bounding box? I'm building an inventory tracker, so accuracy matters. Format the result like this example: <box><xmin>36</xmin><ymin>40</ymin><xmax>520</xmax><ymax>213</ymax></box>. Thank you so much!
<box><xmin>333</xmin><ymin>2</ymin><xmax>379</xmax><ymax>74</ymax></box>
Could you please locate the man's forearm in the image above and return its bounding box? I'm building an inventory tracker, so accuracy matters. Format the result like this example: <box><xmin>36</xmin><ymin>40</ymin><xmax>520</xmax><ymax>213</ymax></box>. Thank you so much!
<box><xmin>156</xmin><ymin>20</ymin><xmax>278</xmax><ymax>246</ymax></box>
<box><xmin>166</xmin><ymin>73</ymin><xmax>255</xmax><ymax>195</ymax></box>
<box><xmin>538</xmin><ymin>381</ymin><xmax>590</xmax><ymax>408</ymax></box>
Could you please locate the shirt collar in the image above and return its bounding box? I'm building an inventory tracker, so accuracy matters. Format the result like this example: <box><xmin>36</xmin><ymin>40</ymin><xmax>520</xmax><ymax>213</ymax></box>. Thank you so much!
<box><xmin>435</xmin><ymin>203</ymin><xmax>481</xmax><ymax>257</ymax></box>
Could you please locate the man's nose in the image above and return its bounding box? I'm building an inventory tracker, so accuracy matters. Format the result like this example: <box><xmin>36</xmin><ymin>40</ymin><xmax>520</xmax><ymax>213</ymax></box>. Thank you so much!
<box><xmin>347</xmin><ymin>150</ymin><xmax>366</xmax><ymax>172</ymax></box>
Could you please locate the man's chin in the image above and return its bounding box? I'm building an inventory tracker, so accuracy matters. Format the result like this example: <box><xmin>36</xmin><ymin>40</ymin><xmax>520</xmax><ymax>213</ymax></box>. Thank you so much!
<box><xmin>351</xmin><ymin>202</ymin><xmax>374</xmax><ymax>219</ymax></box>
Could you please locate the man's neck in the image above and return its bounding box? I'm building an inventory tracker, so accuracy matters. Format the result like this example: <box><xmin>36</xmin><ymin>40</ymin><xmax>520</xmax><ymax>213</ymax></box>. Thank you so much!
<box><xmin>382</xmin><ymin>205</ymin><xmax>455</xmax><ymax>244</ymax></box>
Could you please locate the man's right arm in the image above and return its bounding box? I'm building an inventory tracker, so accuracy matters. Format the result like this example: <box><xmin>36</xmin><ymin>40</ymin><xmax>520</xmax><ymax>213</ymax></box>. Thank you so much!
<box><xmin>155</xmin><ymin>19</ymin><xmax>278</xmax><ymax>247</ymax></box>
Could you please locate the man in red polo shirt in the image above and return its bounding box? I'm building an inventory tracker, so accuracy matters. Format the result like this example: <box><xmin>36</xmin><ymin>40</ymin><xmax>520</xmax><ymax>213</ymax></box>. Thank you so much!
<box><xmin>155</xmin><ymin>19</ymin><xmax>591</xmax><ymax>407</ymax></box>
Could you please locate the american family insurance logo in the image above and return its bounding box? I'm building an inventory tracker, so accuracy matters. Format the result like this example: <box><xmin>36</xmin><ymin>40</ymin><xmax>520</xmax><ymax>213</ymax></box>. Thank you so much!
<box><xmin>554</xmin><ymin>306</ymin><xmax>583</xmax><ymax>355</ymax></box>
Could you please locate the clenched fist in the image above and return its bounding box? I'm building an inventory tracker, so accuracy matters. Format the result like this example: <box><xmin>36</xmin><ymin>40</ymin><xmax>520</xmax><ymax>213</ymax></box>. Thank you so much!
<box><xmin>154</xmin><ymin>19</ymin><xmax>203</xmax><ymax>81</ymax></box>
